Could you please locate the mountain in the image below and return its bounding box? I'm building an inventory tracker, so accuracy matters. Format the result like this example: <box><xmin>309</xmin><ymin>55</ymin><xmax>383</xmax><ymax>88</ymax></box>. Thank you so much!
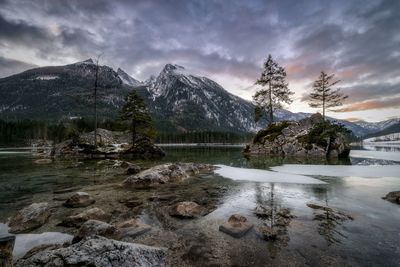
<box><xmin>141</xmin><ymin>64</ymin><xmax>260</xmax><ymax>132</ymax></box>
<box><xmin>363</xmin><ymin>121</ymin><xmax>400</xmax><ymax>139</ymax></box>
<box><xmin>0</xmin><ymin>59</ymin><xmax>131</xmax><ymax>120</ymax></box>
<box><xmin>0</xmin><ymin>59</ymin><xmax>398</xmax><ymax>136</ymax></box>
<box><xmin>117</xmin><ymin>68</ymin><xmax>142</xmax><ymax>86</ymax></box>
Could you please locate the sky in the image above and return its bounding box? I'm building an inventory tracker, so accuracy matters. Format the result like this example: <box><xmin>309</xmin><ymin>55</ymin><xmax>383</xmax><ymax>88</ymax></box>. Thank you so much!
<box><xmin>0</xmin><ymin>0</ymin><xmax>399</xmax><ymax>122</ymax></box>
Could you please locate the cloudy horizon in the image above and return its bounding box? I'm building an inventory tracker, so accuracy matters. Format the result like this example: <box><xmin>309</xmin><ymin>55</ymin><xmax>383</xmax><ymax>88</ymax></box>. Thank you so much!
<box><xmin>0</xmin><ymin>0</ymin><xmax>399</xmax><ymax>122</ymax></box>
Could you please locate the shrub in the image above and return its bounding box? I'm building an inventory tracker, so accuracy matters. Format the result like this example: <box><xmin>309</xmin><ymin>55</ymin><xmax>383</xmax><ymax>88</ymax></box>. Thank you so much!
<box><xmin>253</xmin><ymin>121</ymin><xmax>290</xmax><ymax>144</ymax></box>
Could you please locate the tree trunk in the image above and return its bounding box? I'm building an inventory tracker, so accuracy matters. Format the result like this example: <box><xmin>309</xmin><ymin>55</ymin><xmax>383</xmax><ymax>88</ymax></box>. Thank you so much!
<box><xmin>131</xmin><ymin>119</ymin><xmax>136</xmax><ymax>146</ymax></box>
<box><xmin>268</xmin><ymin>81</ymin><xmax>273</xmax><ymax>125</ymax></box>
<box><xmin>94</xmin><ymin>62</ymin><xmax>99</xmax><ymax>150</ymax></box>
<box><xmin>322</xmin><ymin>75</ymin><xmax>325</xmax><ymax>120</ymax></box>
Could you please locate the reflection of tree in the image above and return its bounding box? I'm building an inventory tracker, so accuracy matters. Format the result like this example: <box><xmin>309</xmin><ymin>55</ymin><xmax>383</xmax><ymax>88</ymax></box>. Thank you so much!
<box><xmin>308</xmin><ymin>191</ymin><xmax>353</xmax><ymax>245</ymax></box>
<box><xmin>254</xmin><ymin>183</ymin><xmax>293</xmax><ymax>258</ymax></box>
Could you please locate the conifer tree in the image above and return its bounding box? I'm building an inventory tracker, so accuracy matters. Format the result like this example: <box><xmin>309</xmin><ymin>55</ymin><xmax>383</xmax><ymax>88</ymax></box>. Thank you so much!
<box><xmin>308</xmin><ymin>72</ymin><xmax>348</xmax><ymax>120</ymax></box>
<box><xmin>254</xmin><ymin>55</ymin><xmax>293</xmax><ymax>125</ymax></box>
<box><xmin>119</xmin><ymin>91</ymin><xmax>155</xmax><ymax>145</ymax></box>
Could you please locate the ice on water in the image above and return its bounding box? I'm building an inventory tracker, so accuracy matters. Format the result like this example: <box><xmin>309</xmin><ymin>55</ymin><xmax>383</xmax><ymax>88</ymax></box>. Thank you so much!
<box><xmin>215</xmin><ymin>165</ymin><xmax>327</xmax><ymax>184</ymax></box>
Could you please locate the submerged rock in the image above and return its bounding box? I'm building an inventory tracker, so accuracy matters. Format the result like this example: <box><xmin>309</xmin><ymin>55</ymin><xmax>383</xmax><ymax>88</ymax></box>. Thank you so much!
<box><xmin>9</xmin><ymin>203</ymin><xmax>51</xmax><ymax>233</ymax></box>
<box><xmin>219</xmin><ymin>214</ymin><xmax>253</xmax><ymax>238</ymax></box>
<box><xmin>115</xmin><ymin>219</ymin><xmax>152</xmax><ymax>239</ymax></box>
<box><xmin>73</xmin><ymin>220</ymin><xmax>116</xmax><ymax>243</ymax></box>
<box><xmin>243</xmin><ymin>113</ymin><xmax>351</xmax><ymax>158</ymax></box>
<box><xmin>34</xmin><ymin>158</ymin><xmax>52</xmax><ymax>164</ymax></box>
<box><xmin>15</xmin><ymin>236</ymin><xmax>167</xmax><ymax>267</ymax></box>
<box><xmin>122</xmin><ymin>163</ymin><xmax>214</xmax><ymax>187</ymax></box>
<box><xmin>64</xmin><ymin>192</ymin><xmax>95</xmax><ymax>208</ymax></box>
<box><xmin>169</xmin><ymin>202</ymin><xmax>207</xmax><ymax>219</ymax></box>
<box><xmin>60</xmin><ymin>208</ymin><xmax>111</xmax><ymax>228</ymax></box>
<box><xmin>382</xmin><ymin>191</ymin><xmax>400</xmax><ymax>204</ymax></box>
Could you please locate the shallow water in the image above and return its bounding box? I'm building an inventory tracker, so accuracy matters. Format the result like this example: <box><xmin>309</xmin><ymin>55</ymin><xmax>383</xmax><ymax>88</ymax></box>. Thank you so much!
<box><xmin>0</xmin><ymin>146</ymin><xmax>399</xmax><ymax>265</ymax></box>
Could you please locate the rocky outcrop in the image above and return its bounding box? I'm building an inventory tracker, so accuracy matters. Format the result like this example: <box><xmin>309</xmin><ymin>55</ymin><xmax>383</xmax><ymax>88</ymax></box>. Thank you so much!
<box><xmin>122</xmin><ymin>163</ymin><xmax>214</xmax><ymax>187</ymax></box>
<box><xmin>64</xmin><ymin>192</ymin><xmax>95</xmax><ymax>208</ymax></box>
<box><xmin>15</xmin><ymin>236</ymin><xmax>167</xmax><ymax>267</ymax></box>
<box><xmin>60</xmin><ymin>208</ymin><xmax>111</xmax><ymax>227</ymax></box>
<box><xmin>219</xmin><ymin>214</ymin><xmax>253</xmax><ymax>238</ymax></box>
<box><xmin>382</xmin><ymin>191</ymin><xmax>400</xmax><ymax>204</ymax></box>
<box><xmin>8</xmin><ymin>203</ymin><xmax>51</xmax><ymax>233</ymax></box>
<box><xmin>52</xmin><ymin>129</ymin><xmax>165</xmax><ymax>160</ymax></box>
<box><xmin>169</xmin><ymin>202</ymin><xmax>207</xmax><ymax>219</ymax></box>
<box><xmin>243</xmin><ymin>113</ymin><xmax>351</xmax><ymax>158</ymax></box>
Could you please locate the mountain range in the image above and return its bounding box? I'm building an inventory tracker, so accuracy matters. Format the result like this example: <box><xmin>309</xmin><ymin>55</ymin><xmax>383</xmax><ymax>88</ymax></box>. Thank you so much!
<box><xmin>0</xmin><ymin>59</ymin><xmax>398</xmax><ymax>137</ymax></box>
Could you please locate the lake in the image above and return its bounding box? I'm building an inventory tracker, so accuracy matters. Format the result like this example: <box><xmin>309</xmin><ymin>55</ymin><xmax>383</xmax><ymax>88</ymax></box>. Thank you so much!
<box><xmin>0</xmin><ymin>145</ymin><xmax>399</xmax><ymax>266</ymax></box>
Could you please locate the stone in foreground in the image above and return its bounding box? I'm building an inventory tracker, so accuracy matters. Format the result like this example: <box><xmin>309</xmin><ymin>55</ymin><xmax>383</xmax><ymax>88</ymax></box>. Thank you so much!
<box><xmin>8</xmin><ymin>202</ymin><xmax>51</xmax><ymax>233</ymax></box>
<box><xmin>64</xmin><ymin>192</ymin><xmax>95</xmax><ymax>208</ymax></box>
<box><xmin>61</xmin><ymin>208</ymin><xmax>111</xmax><ymax>227</ymax></box>
<box><xmin>219</xmin><ymin>214</ymin><xmax>253</xmax><ymax>238</ymax></box>
<box><xmin>382</xmin><ymin>191</ymin><xmax>400</xmax><ymax>204</ymax></box>
<box><xmin>15</xmin><ymin>236</ymin><xmax>167</xmax><ymax>267</ymax></box>
<box><xmin>169</xmin><ymin>201</ymin><xmax>207</xmax><ymax>219</ymax></box>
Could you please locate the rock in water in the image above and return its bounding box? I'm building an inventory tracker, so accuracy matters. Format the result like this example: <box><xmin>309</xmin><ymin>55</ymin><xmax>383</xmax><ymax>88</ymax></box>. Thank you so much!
<box><xmin>169</xmin><ymin>202</ymin><xmax>207</xmax><ymax>219</ymax></box>
<box><xmin>64</xmin><ymin>192</ymin><xmax>95</xmax><ymax>208</ymax></box>
<box><xmin>382</xmin><ymin>191</ymin><xmax>400</xmax><ymax>204</ymax></box>
<box><xmin>73</xmin><ymin>220</ymin><xmax>117</xmax><ymax>243</ymax></box>
<box><xmin>122</xmin><ymin>163</ymin><xmax>214</xmax><ymax>187</ymax></box>
<box><xmin>15</xmin><ymin>236</ymin><xmax>167</xmax><ymax>267</ymax></box>
<box><xmin>61</xmin><ymin>208</ymin><xmax>111</xmax><ymax>227</ymax></box>
<box><xmin>243</xmin><ymin>113</ymin><xmax>351</xmax><ymax>159</ymax></box>
<box><xmin>34</xmin><ymin>158</ymin><xmax>52</xmax><ymax>164</ymax></box>
<box><xmin>8</xmin><ymin>203</ymin><xmax>51</xmax><ymax>233</ymax></box>
<box><xmin>219</xmin><ymin>214</ymin><xmax>253</xmax><ymax>238</ymax></box>
<box><xmin>115</xmin><ymin>219</ymin><xmax>152</xmax><ymax>239</ymax></box>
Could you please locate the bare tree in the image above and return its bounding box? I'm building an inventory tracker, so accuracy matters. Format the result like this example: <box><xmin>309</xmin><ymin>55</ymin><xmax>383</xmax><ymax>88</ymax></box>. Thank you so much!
<box><xmin>93</xmin><ymin>54</ymin><xmax>102</xmax><ymax>150</ymax></box>
<box><xmin>254</xmin><ymin>54</ymin><xmax>294</xmax><ymax>125</ymax></box>
<box><xmin>308</xmin><ymin>71</ymin><xmax>348</xmax><ymax>120</ymax></box>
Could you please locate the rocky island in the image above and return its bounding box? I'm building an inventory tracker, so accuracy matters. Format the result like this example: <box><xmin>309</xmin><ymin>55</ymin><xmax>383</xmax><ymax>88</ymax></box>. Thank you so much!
<box><xmin>243</xmin><ymin>113</ymin><xmax>351</xmax><ymax>158</ymax></box>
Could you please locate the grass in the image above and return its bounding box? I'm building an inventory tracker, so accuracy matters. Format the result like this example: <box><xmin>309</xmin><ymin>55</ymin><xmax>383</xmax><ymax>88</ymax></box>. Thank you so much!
<box><xmin>253</xmin><ymin>121</ymin><xmax>290</xmax><ymax>144</ymax></box>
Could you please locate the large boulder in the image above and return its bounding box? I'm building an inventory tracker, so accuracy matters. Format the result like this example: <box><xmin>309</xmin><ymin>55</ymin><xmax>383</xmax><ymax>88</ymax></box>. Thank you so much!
<box><xmin>8</xmin><ymin>203</ymin><xmax>51</xmax><ymax>233</ymax></box>
<box><xmin>60</xmin><ymin>208</ymin><xmax>111</xmax><ymax>228</ymax></box>
<box><xmin>243</xmin><ymin>113</ymin><xmax>351</xmax><ymax>158</ymax></box>
<box><xmin>64</xmin><ymin>192</ymin><xmax>95</xmax><ymax>208</ymax></box>
<box><xmin>15</xmin><ymin>236</ymin><xmax>167</xmax><ymax>267</ymax></box>
<box><xmin>382</xmin><ymin>191</ymin><xmax>400</xmax><ymax>204</ymax></box>
<box><xmin>122</xmin><ymin>163</ymin><xmax>214</xmax><ymax>187</ymax></box>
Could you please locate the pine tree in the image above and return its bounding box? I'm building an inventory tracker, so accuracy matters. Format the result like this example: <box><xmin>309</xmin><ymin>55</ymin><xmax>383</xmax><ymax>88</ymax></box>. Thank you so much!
<box><xmin>308</xmin><ymin>72</ymin><xmax>348</xmax><ymax>120</ymax></box>
<box><xmin>254</xmin><ymin>54</ymin><xmax>293</xmax><ymax>125</ymax></box>
<box><xmin>119</xmin><ymin>91</ymin><xmax>156</xmax><ymax>145</ymax></box>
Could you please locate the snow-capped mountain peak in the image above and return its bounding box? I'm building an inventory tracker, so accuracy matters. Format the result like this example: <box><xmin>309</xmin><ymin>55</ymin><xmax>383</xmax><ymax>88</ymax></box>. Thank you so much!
<box><xmin>117</xmin><ymin>68</ymin><xmax>142</xmax><ymax>86</ymax></box>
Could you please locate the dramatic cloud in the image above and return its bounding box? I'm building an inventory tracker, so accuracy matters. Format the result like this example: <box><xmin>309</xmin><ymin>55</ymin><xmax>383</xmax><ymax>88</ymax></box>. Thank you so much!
<box><xmin>0</xmin><ymin>0</ymin><xmax>399</xmax><ymax>121</ymax></box>
<box><xmin>0</xmin><ymin>56</ymin><xmax>37</xmax><ymax>78</ymax></box>
<box><xmin>334</xmin><ymin>96</ymin><xmax>400</xmax><ymax>112</ymax></box>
